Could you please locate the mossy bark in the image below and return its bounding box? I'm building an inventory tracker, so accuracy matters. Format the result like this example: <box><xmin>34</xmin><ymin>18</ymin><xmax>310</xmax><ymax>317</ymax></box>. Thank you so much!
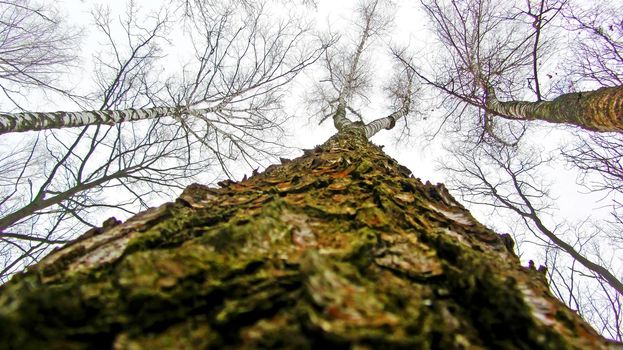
<box><xmin>487</xmin><ymin>85</ymin><xmax>623</xmax><ymax>132</ymax></box>
<box><xmin>0</xmin><ymin>129</ymin><xmax>617</xmax><ymax>349</ymax></box>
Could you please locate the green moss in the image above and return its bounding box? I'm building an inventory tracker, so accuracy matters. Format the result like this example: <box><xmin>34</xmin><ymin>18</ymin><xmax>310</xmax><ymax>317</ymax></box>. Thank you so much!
<box><xmin>40</xmin><ymin>245</ymin><xmax>87</xmax><ymax>277</ymax></box>
<box><xmin>114</xmin><ymin>317</ymin><xmax>217</xmax><ymax>349</ymax></box>
<box><xmin>238</xmin><ymin>312</ymin><xmax>311</xmax><ymax>349</ymax></box>
<box><xmin>0</xmin><ymin>129</ymin><xmax>608</xmax><ymax>349</ymax></box>
<box><xmin>353</xmin><ymin>159</ymin><xmax>373</xmax><ymax>176</ymax></box>
<box><xmin>423</xmin><ymin>228</ymin><xmax>570</xmax><ymax>349</ymax></box>
<box><xmin>336</xmin><ymin>227</ymin><xmax>378</xmax><ymax>270</ymax></box>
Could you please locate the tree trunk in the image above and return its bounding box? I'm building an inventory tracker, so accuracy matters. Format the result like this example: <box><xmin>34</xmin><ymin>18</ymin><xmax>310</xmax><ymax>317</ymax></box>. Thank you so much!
<box><xmin>487</xmin><ymin>85</ymin><xmax>623</xmax><ymax>132</ymax></box>
<box><xmin>0</xmin><ymin>103</ymin><xmax>230</xmax><ymax>134</ymax></box>
<box><xmin>0</xmin><ymin>128</ymin><xmax>617</xmax><ymax>349</ymax></box>
<box><xmin>0</xmin><ymin>107</ymin><xmax>181</xmax><ymax>134</ymax></box>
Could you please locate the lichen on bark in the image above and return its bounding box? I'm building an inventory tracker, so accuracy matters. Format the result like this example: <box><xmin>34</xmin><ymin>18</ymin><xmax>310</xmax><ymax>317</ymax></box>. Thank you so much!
<box><xmin>0</xmin><ymin>129</ymin><xmax>616</xmax><ymax>349</ymax></box>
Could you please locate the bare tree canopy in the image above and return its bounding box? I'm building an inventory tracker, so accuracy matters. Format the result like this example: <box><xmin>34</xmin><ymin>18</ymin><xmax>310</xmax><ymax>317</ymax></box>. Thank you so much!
<box><xmin>308</xmin><ymin>0</ymin><xmax>417</xmax><ymax>139</ymax></box>
<box><xmin>443</xmin><ymin>140</ymin><xmax>623</xmax><ymax>295</ymax></box>
<box><xmin>0</xmin><ymin>0</ymin><xmax>79</xmax><ymax>108</ymax></box>
<box><xmin>562</xmin><ymin>1</ymin><xmax>623</xmax><ymax>88</ymax></box>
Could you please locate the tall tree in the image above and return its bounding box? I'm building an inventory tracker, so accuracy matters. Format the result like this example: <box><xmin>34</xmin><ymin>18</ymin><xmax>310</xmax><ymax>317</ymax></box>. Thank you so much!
<box><xmin>308</xmin><ymin>0</ymin><xmax>415</xmax><ymax>136</ymax></box>
<box><xmin>0</xmin><ymin>3</ymin><xmax>196</xmax><ymax>281</ymax></box>
<box><xmin>0</xmin><ymin>115</ymin><xmax>617</xmax><ymax>349</ymax></box>
<box><xmin>0</xmin><ymin>1</ymin><xmax>618</xmax><ymax>348</ymax></box>
<box><xmin>0</xmin><ymin>2</ymin><xmax>323</xmax><ymax>136</ymax></box>
<box><xmin>485</xmin><ymin>85</ymin><xmax>623</xmax><ymax>132</ymax></box>
<box><xmin>479</xmin><ymin>0</ymin><xmax>623</xmax><ymax>133</ymax></box>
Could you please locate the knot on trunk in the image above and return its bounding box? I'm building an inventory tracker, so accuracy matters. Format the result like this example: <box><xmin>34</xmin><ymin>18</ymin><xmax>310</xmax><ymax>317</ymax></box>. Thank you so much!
<box><xmin>385</xmin><ymin>115</ymin><xmax>396</xmax><ymax>130</ymax></box>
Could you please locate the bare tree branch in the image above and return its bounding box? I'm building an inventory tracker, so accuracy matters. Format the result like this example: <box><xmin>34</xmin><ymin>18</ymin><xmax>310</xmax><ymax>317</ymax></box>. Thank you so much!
<box><xmin>0</xmin><ymin>0</ymin><xmax>81</xmax><ymax>108</ymax></box>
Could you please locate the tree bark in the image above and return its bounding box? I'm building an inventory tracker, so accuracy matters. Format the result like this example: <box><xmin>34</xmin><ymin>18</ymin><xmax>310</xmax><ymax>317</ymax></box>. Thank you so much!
<box><xmin>487</xmin><ymin>85</ymin><xmax>623</xmax><ymax>132</ymax></box>
<box><xmin>0</xmin><ymin>104</ymin><xmax>226</xmax><ymax>134</ymax></box>
<box><xmin>0</xmin><ymin>128</ymin><xmax>617</xmax><ymax>349</ymax></box>
<box><xmin>0</xmin><ymin>107</ymin><xmax>177</xmax><ymax>134</ymax></box>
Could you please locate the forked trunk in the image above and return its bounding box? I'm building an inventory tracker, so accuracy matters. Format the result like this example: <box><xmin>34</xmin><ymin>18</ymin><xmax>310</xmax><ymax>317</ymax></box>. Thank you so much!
<box><xmin>0</xmin><ymin>128</ymin><xmax>616</xmax><ymax>349</ymax></box>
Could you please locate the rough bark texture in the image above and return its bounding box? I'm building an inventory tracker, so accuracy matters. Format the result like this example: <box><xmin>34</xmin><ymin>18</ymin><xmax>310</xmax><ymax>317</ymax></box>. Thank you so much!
<box><xmin>0</xmin><ymin>129</ymin><xmax>617</xmax><ymax>349</ymax></box>
<box><xmin>487</xmin><ymin>85</ymin><xmax>623</xmax><ymax>132</ymax></box>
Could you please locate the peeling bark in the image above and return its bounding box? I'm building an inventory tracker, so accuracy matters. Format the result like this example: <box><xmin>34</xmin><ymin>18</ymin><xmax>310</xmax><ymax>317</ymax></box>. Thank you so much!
<box><xmin>0</xmin><ymin>129</ymin><xmax>618</xmax><ymax>349</ymax></box>
<box><xmin>487</xmin><ymin>85</ymin><xmax>623</xmax><ymax>132</ymax></box>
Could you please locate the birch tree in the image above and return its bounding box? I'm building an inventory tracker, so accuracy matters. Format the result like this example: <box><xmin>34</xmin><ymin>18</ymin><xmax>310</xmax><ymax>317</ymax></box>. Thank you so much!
<box><xmin>395</xmin><ymin>0</ymin><xmax>623</xmax><ymax>136</ymax></box>
<box><xmin>0</xmin><ymin>3</ymin><xmax>195</xmax><ymax>280</ymax></box>
<box><xmin>308</xmin><ymin>0</ymin><xmax>416</xmax><ymax>138</ymax></box>
<box><xmin>0</xmin><ymin>2</ymin><xmax>323</xmax><ymax>137</ymax></box>
<box><xmin>485</xmin><ymin>85</ymin><xmax>623</xmax><ymax>132</ymax></box>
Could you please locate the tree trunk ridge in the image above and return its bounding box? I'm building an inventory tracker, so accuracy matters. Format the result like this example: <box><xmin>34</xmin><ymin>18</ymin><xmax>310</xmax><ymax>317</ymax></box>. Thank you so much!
<box><xmin>0</xmin><ymin>129</ymin><xmax>616</xmax><ymax>349</ymax></box>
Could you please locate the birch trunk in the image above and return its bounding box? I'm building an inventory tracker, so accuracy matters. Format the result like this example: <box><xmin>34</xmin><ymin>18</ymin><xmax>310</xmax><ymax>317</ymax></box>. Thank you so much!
<box><xmin>0</xmin><ymin>107</ymin><xmax>181</xmax><ymax>134</ymax></box>
<box><xmin>0</xmin><ymin>127</ymin><xmax>617</xmax><ymax>349</ymax></box>
<box><xmin>487</xmin><ymin>85</ymin><xmax>623</xmax><ymax>132</ymax></box>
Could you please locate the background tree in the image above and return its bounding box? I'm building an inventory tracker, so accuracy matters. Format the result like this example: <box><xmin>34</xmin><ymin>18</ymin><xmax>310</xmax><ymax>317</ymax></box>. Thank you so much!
<box><xmin>307</xmin><ymin>0</ymin><xmax>416</xmax><ymax>137</ymax></box>
<box><xmin>0</xmin><ymin>2</ymin><xmax>201</xmax><ymax>280</ymax></box>
<box><xmin>476</xmin><ymin>0</ymin><xmax>623</xmax><ymax>133</ymax></box>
